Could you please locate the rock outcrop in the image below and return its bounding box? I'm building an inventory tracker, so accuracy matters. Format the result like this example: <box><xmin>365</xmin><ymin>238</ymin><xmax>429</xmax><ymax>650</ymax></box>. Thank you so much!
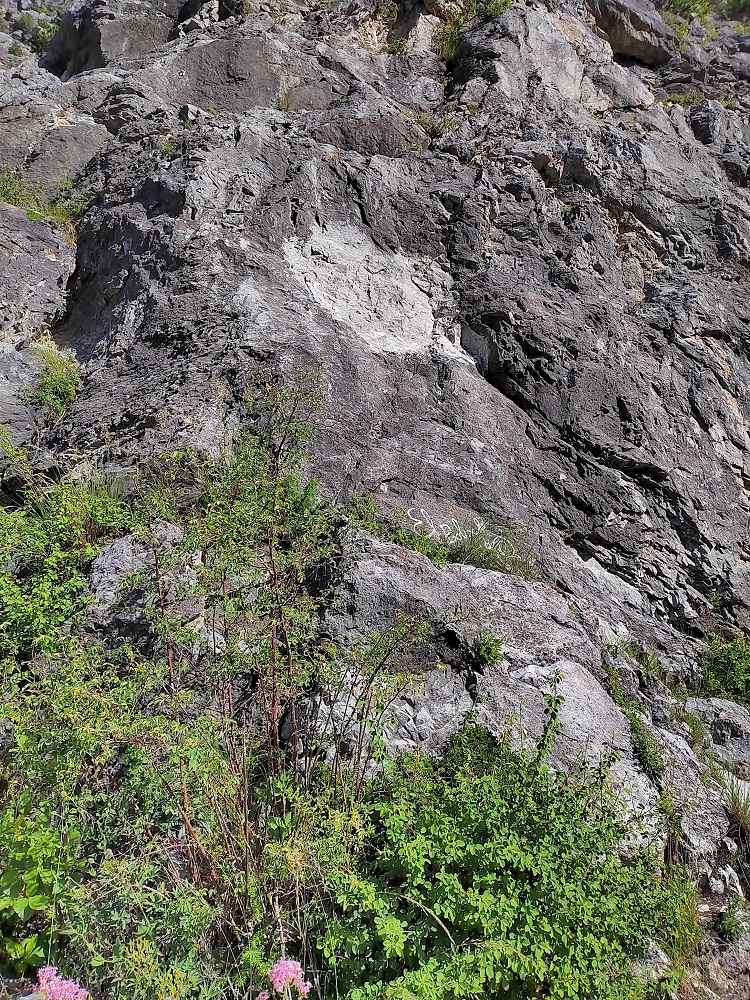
<box><xmin>3</xmin><ymin>0</ymin><xmax>750</xmax><ymax>988</ymax></box>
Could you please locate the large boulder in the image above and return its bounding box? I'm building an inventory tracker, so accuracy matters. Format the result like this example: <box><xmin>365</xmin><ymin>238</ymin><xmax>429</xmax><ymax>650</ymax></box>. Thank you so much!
<box><xmin>587</xmin><ymin>0</ymin><xmax>678</xmax><ymax>65</ymax></box>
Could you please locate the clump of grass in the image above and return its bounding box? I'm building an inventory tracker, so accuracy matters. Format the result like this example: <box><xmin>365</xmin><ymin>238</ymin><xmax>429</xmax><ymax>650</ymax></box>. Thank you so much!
<box><xmin>0</xmin><ymin>166</ymin><xmax>86</xmax><ymax>241</ymax></box>
<box><xmin>432</xmin><ymin>0</ymin><xmax>512</xmax><ymax>59</ymax></box>
<box><xmin>276</xmin><ymin>90</ymin><xmax>292</xmax><ymax>112</ymax></box>
<box><xmin>672</xmin><ymin>705</ymin><xmax>707</xmax><ymax>750</ymax></box>
<box><xmin>383</xmin><ymin>37</ymin><xmax>410</xmax><ymax>54</ymax></box>
<box><xmin>8</xmin><ymin>40</ymin><xmax>24</xmax><ymax>56</ymax></box>
<box><xmin>723</xmin><ymin>774</ymin><xmax>750</xmax><ymax>837</ymax></box>
<box><xmin>696</xmin><ymin>630</ymin><xmax>750</xmax><ymax>704</ymax></box>
<box><xmin>603</xmin><ymin>660</ymin><xmax>665</xmax><ymax>779</ymax></box>
<box><xmin>412</xmin><ymin>111</ymin><xmax>456</xmax><ymax>138</ymax></box>
<box><xmin>433</xmin><ymin>18</ymin><xmax>462</xmax><ymax>59</ymax></box>
<box><xmin>24</xmin><ymin>344</ymin><xmax>81</xmax><ymax>421</ymax></box>
<box><xmin>445</xmin><ymin>521</ymin><xmax>540</xmax><ymax>578</ymax></box>
<box><xmin>348</xmin><ymin>495</ymin><xmax>540</xmax><ymax>578</ymax></box>
<box><xmin>665</xmin><ymin>90</ymin><xmax>704</xmax><ymax>107</ymax></box>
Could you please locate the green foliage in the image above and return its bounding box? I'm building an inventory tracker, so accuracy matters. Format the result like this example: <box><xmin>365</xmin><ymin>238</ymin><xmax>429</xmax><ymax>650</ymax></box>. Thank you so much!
<box><xmin>658</xmin><ymin>0</ymin><xmax>712</xmax><ymax>22</ymax></box>
<box><xmin>376</xmin><ymin>0</ymin><xmax>399</xmax><ymax>22</ymax></box>
<box><xmin>0</xmin><ymin>471</ymin><xmax>131</xmax><ymax>660</ymax></box>
<box><xmin>696</xmin><ymin>631</ymin><xmax>750</xmax><ymax>703</ymax></box>
<box><xmin>29</xmin><ymin>16</ymin><xmax>57</xmax><ymax>54</ymax></box>
<box><xmin>24</xmin><ymin>345</ymin><xmax>81</xmax><ymax>421</ymax></box>
<box><xmin>0</xmin><ymin>388</ymin><xmax>698</xmax><ymax>998</ymax></box>
<box><xmin>467</xmin><ymin>631</ymin><xmax>505</xmax><ymax>669</ymax></box>
<box><xmin>432</xmin><ymin>0</ymin><xmax>512</xmax><ymax>58</ymax></box>
<box><xmin>316</xmin><ymin>723</ymin><xmax>696</xmax><ymax>999</ymax></box>
<box><xmin>412</xmin><ymin>112</ymin><xmax>456</xmax><ymax>138</ymax></box>
<box><xmin>0</xmin><ymin>167</ymin><xmax>86</xmax><ymax>240</ymax></box>
<box><xmin>432</xmin><ymin>18</ymin><xmax>462</xmax><ymax>59</ymax></box>
<box><xmin>602</xmin><ymin>662</ymin><xmax>664</xmax><ymax>780</ymax></box>
<box><xmin>383</xmin><ymin>37</ymin><xmax>411</xmax><ymax>54</ymax></box>
<box><xmin>350</xmin><ymin>497</ymin><xmax>540</xmax><ymax>579</ymax></box>
<box><xmin>0</xmin><ymin>801</ymin><xmax>86</xmax><ymax>972</ymax></box>
<box><xmin>720</xmin><ymin>773</ymin><xmax>750</xmax><ymax>839</ymax></box>
<box><xmin>716</xmin><ymin>897</ymin><xmax>747</xmax><ymax>943</ymax></box>
<box><xmin>665</xmin><ymin>90</ymin><xmax>703</xmax><ymax>106</ymax></box>
<box><xmin>445</xmin><ymin>522</ymin><xmax>539</xmax><ymax>578</ymax></box>
<box><xmin>672</xmin><ymin>705</ymin><xmax>707</xmax><ymax>750</ymax></box>
<box><xmin>8</xmin><ymin>40</ymin><xmax>24</xmax><ymax>56</ymax></box>
<box><xmin>11</xmin><ymin>13</ymin><xmax>35</xmax><ymax>33</ymax></box>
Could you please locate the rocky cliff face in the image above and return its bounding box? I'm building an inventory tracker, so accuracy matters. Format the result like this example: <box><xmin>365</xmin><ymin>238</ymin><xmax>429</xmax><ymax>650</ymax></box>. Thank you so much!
<box><xmin>2</xmin><ymin>0</ymin><xmax>750</xmax><ymax>988</ymax></box>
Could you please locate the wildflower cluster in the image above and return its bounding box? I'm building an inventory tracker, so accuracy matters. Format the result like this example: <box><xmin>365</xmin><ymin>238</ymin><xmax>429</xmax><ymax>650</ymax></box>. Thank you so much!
<box><xmin>266</xmin><ymin>958</ymin><xmax>312</xmax><ymax>996</ymax></box>
<box><xmin>36</xmin><ymin>967</ymin><xmax>89</xmax><ymax>1000</ymax></box>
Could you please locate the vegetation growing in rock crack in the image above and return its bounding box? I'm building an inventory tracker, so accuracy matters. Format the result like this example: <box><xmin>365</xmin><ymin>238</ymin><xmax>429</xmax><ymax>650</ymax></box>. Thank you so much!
<box><xmin>432</xmin><ymin>0</ymin><xmax>513</xmax><ymax>60</ymax></box>
<box><xmin>695</xmin><ymin>629</ymin><xmax>750</xmax><ymax>705</ymax></box>
<box><xmin>602</xmin><ymin>650</ymin><xmax>665</xmax><ymax>780</ymax></box>
<box><xmin>0</xmin><ymin>166</ymin><xmax>86</xmax><ymax>241</ymax></box>
<box><xmin>349</xmin><ymin>494</ymin><xmax>540</xmax><ymax>579</ymax></box>
<box><xmin>23</xmin><ymin>344</ymin><xmax>81</xmax><ymax>422</ymax></box>
<box><xmin>0</xmin><ymin>386</ymin><xmax>699</xmax><ymax>998</ymax></box>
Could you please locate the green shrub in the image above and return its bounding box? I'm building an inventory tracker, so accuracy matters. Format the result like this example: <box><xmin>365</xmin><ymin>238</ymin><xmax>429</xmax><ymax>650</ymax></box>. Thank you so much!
<box><xmin>0</xmin><ymin>167</ymin><xmax>86</xmax><ymax>240</ymax></box>
<box><xmin>8</xmin><ymin>40</ymin><xmax>24</xmax><ymax>56</ymax></box>
<box><xmin>0</xmin><ymin>471</ymin><xmax>131</xmax><ymax>660</ymax></box>
<box><xmin>11</xmin><ymin>13</ymin><xmax>34</xmax><ymax>34</ymax></box>
<box><xmin>383</xmin><ymin>37</ymin><xmax>411</xmax><ymax>54</ymax></box>
<box><xmin>716</xmin><ymin>897</ymin><xmax>747</xmax><ymax>943</ymax></box>
<box><xmin>432</xmin><ymin>17</ymin><xmax>462</xmax><ymax>59</ymax></box>
<box><xmin>467</xmin><ymin>630</ymin><xmax>505</xmax><ymax>668</ymax></box>
<box><xmin>30</xmin><ymin>17</ymin><xmax>56</xmax><ymax>54</ymax></box>
<box><xmin>697</xmin><ymin>631</ymin><xmax>750</xmax><ymax>703</ymax></box>
<box><xmin>316</xmin><ymin>724</ymin><xmax>697</xmax><ymax>999</ymax></box>
<box><xmin>0</xmin><ymin>390</ymin><xmax>698</xmax><ymax>998</ymax></box>
<box><xmin>0</xmin><ymin>800</ymin><xmax>86</xmax><ymax>972</ymax></box>
<box><xmin>658</xmin><ymin>0</ymin><xmax>712</xmax><ymax>24</ymax></box>
<box><xmin>24</xmin><ymin>344</ymin><xmax>81</xmax><ymax>420</ymax></box>
<box><xmin>665</xmin><ymin>90</ymin><xmax>703</xmax><ymax>107</ymax></box>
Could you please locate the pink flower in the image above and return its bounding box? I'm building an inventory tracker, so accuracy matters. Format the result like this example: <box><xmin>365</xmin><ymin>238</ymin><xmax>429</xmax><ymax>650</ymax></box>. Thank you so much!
<box><xmin>257</xmin><ymin>993</ymin><xmax>271</xmax><ymax>1000</ymax></box>
<box><xmin>267</xmin><ymin>958</ymin><xmax>313</xmax><ymax>996</ymax></box>
<box><xmin>36</xmin><ymin>968</ymin><xmax>89</xmax><ymax>1000</ymax></box>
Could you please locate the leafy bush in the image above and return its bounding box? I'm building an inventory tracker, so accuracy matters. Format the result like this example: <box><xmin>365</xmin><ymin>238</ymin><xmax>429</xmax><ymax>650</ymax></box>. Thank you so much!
<box><xmin>316</xmin><ymin>724</ymin><xmax>696</xmax><ymax>999</ymax></box>
<box><xmin>467</xmin><ymin>630</ymin><xmax>505</xmax><ymax>669</ymax></box>
<box><xmin>8</xmin><ymin>40</ymin><xmax>24</xmax><ymax>56</ymax></box>
<box><xmin>0</xmin><ymin>802</ymin><xmax>86</xmax><ymax>971</ymax></box>
<box><xmin>0</xmin><ymin>389</ymin><xmax>698</xmax><ymax>998</ymax></box>
<box><xmin>29</xmin><ymin>17</ymin><xmax>57</xmax><ymax>54</ymax></box>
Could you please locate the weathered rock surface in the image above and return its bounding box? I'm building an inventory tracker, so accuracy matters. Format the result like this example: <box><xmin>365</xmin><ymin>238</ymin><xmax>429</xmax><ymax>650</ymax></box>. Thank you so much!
<box><xmin>688</xmin><ymin>697</ymin><xmax>750</xmax><ymax>779</ymax></box>
<box><xmin>3</xmin><ymin>0</ymin><xmax>750</xmax><ymax>985</ymax></box>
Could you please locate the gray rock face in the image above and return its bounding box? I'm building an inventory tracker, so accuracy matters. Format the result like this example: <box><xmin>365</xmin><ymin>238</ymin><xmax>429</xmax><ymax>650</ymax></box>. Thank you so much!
<box><xmin>3</xmin><ymin>0</ymin><xmax>750</xmax><ymax>984</ymax></box>
<box><xmin>587</xmin><ymin>0</ymin><xmax>677</xmax><ymax>65</ymax></box>
<box><xmin>687</xmin><ymin>697</ymin><xmax>750</xmax><ymax>779</ymax></box>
